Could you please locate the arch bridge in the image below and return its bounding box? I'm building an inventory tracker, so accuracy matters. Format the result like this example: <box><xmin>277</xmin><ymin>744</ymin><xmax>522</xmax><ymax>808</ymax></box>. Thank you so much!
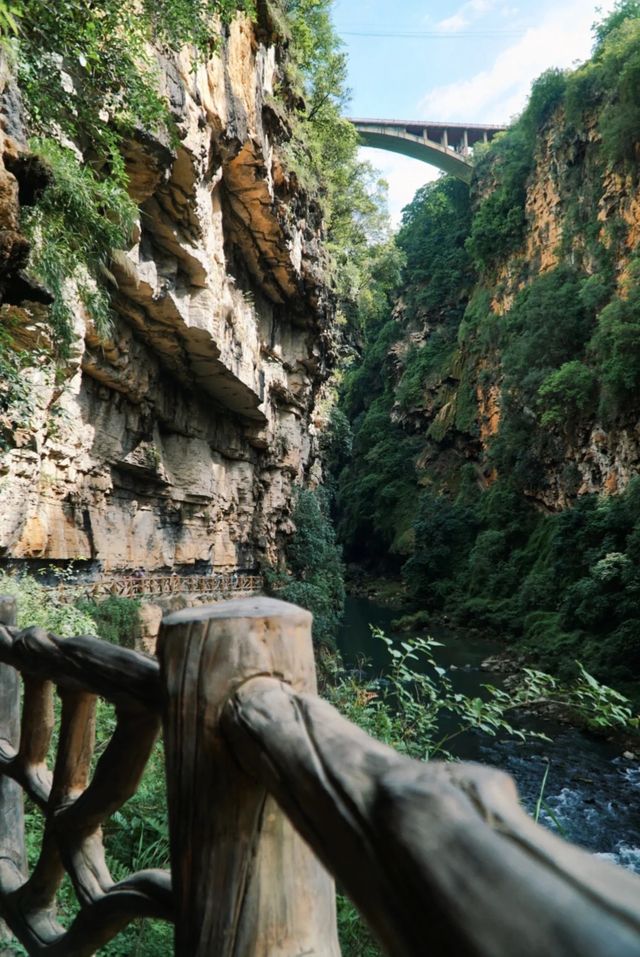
<box><xmin>350</xmin><ymin>117</ymin><xmax>506</xmax><ymax>181</ymax></box>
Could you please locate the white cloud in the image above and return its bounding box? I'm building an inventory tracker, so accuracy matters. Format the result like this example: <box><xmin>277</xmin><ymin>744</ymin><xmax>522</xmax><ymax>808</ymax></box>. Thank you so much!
<box><xmin>437</xmin><ymin>0</ymin><xmax>497</xmax><ymax>33</ymax></box>
<box><xmin>361</xmin><ymin>0</ymin><xmax>619</xmax><ymax>229</ymax></box>
<box><xmin>438</xmin><ymin>12</ymin><xmax>469</xmax><ymax>32</ymax></box>
<box><xmin>469</xmin><ymin>0</ymin><xmax>496</xmax><ymax>13</ymax></box>
<box><xmin>421</xmin><ymin>0</ymin><xmax>617</xmax><ymax>124</ymax></box>
<box><xmin>359</xmin><ymin>148</ymin><xmax>440</xmax><ymax>228</ymax></box>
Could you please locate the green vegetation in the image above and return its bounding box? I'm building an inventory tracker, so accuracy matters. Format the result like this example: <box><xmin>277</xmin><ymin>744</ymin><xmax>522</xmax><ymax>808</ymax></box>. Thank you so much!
<box><xmin>75</xmin><ymin>595</ymin><xmax>141</xmax><ymax>648</ymax></box>
<box><xmin>0</xmin><ymin>2</ymin><xmax>21</xmax><ymax>37</ymax></box>
<box><xmin>8</xmin><ymin>0</ymin><xmax>252</xmax><ymax>351</ymax></box>
<box><xmin>466</xmin><ymin>122</ymin><xmax>532</xmax><ymax>273</ymax></box>
<box><xmin>537</xmin><ymin>361</ymin><xmax>597</xmax><ymax>429</ymax></box>
<box><xmin>402</xmin><ymin>478</ymin><xmax>640</xmax><ymax>685</ymax></box>
<box><xmin>323</xmin><ymin>629</ymin><xmax>636</xmax><ymax>760</ymax></box>
<box><xmin>282</xmin><ymin>0</ymin><xmax>395</xmax><ymax>304</ymax></box>
<box><xmin>0</xmin><ymin>571</ymin><xmax>97</xmax><ymax>635</ymax></box>
<box><xmin>16</xmin><ymin>0</ymin><xmax>252</xmax><ymax>152</ymax></box>
<box><xmin>332</xmin><ymin>3</ymin><xmax>640</xmax><ymax>687</ymax></box>
<box><xmin>0</xmin><ymin>323</ymin><xmax>41</xmax><ymax>449</ymax></box>
<box><xmin>266</xmin><ymin>488</ymin><xmax>345</xmax><ymax>645</ymax></box>
<box><xmin>590</xmin><ymin>260</ymin><xmax>640</xmax><ymax>419</ymax></box>
<box><xmin>320</xmin><ymin>627</ymin><xmax>637</xmax><ymax>955</ymax></box>
<box><xmin>336</xmin><ymin>177</ymin><xmax>477</xmax><ymax>566</ymax></box>
<box><xmin>0</xmin><ymin>572</ymin><xmax>144</xmax><ymax>645</ymax></box>
<box><xmin>397</xmin><ymin>178</ymin><xmax>475</xmax><ymax>324</ymax></box>
<box><xmin>22</xmin><ymin>139</ymin><xmax>137</xmax><ymax>346</ymax></box>
<box><xmin>575</xmin><ymin>0</ymin><xmax>640</xmax><ymax>168</ymax></box>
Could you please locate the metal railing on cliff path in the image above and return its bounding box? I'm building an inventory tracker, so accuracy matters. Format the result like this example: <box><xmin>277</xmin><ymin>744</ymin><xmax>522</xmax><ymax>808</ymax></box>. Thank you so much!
<box><xmin>0</xmin><ymin>594</ymin><xmax>638</xmax><ymax>956</ymax></box>
<box><xmin>51</xmin><ymin>571</ymin><xmax>263</xmax><ymax>602</ymax></box>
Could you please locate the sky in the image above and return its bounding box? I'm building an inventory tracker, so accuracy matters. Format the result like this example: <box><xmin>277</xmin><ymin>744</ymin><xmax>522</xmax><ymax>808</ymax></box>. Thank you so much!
<box><xmin>332</xmin><ymin>0</ymin><xmax>619</xmax><ymax>224</ymax></box>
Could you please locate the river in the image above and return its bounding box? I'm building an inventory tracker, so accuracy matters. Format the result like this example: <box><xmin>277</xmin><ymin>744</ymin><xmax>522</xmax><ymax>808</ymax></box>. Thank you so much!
<box><xmin>338</xmin><ymin>596</ymin><xmax>640</xmax><ymax>873</ymax></box>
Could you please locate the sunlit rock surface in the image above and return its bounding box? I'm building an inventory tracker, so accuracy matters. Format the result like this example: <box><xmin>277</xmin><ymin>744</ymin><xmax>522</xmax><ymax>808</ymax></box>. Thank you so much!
<box><xmin>0</xmin><ymin>18</ymin><xmax>333</xmax><ymax>571</ymax></box>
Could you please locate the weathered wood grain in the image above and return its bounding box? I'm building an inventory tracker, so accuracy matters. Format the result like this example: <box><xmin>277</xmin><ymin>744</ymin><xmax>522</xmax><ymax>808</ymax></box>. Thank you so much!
<box><xmin>0</xmin><ymin>596</ymin><xmax>25</xmax><ymax>945</ymax></box>
<box><xmin>224</xmin><ymin>675</ymin><xmax>640</xmax><ymax>957</ymax></box>
<box><xmin>0</xmin><ymin>625</ymin><xmax>161</xmax><ymax>708</ymax></box>
<box><xmin>13</xmin><ymin>676</ymin><xmax>55</xmax><ymax>806</ymax></box>
<box><xmin>158</xmin><ymin>597</ymin><xmax>341</xmax><ymax>957</ymax></box>
<box><xmin>0</xmin><ymin>856</ymin><xmax>172</xmax><ymax>957</ymax></box>
<box><xmin>2</xmin><ymin>589</ymin><xmax>640</xmax><ymax>957</ymax></box>
<box><xmin>0</xmin><ymin>597</ymin><xmax>172</xmax><ymax>957</ymax></box>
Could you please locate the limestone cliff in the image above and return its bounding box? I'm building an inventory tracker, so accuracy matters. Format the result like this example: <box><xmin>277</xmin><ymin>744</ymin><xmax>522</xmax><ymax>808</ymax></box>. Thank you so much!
<box><xmin>0</xmin><ymin>15</ymin><xmax>333</xmax><ymax>572</ymax></box>
<box><xmin>385</xmin><ymin>106</ymin><xmax>640</xmax><ymax>515</ymax></box>
<box><xmin>473</xmin><ymin>116</ymin><xmax>640</xmax><ymax>508</ymax></box>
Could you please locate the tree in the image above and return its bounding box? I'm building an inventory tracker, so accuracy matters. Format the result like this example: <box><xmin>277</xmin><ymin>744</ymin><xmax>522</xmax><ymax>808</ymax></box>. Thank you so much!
<box><xmin>268</xmin><ymin>489</ymin><xmax>345</xmax><ymax>645</ymax></box>
<box><xmin>537</xmin><ymin>361</ymin><xmax>597</xmax><ymax>428</ymax></box>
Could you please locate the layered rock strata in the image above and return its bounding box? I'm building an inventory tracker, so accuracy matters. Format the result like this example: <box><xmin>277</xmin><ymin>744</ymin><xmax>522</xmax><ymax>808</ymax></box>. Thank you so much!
<box><xmin>0</xmin><ymin>17</ymin><xmax>332</xmax><ymax>571</ymax></box>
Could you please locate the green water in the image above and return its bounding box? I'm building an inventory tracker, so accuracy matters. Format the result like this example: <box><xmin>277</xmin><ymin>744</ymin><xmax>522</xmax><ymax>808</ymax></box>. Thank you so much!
<box><xmin>337</xmin><ymin>595</ymin><xmax>503</xmax><ymax>698</ymax></box>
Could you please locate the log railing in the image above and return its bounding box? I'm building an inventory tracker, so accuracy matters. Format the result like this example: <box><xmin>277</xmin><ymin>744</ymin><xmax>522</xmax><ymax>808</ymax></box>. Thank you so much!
<box><xmin>0</xmin><ymin>594</ymin><xmax>639</xmax><ymax>956</ymax></box>
<box><xmin>52</xmin><ymin>572</ymin><xmax>263</xmax><ymax>602</ymax></box>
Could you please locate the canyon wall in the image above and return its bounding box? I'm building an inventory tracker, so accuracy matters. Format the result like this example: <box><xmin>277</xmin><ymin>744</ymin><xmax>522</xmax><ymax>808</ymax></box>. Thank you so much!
<box><xmin>384</xmin><ymin>107</ymin><xmax>640</xmax><ymax>517</ymax></box>
<box><xmin>0</xmin><ymin>15</ymin><xmax>333</xmax><ymax>572</ymax></box>
<box><xmin>471</xmin><ymin>117</ymin><xmax>640</xmax><ymax>507</ymax></box>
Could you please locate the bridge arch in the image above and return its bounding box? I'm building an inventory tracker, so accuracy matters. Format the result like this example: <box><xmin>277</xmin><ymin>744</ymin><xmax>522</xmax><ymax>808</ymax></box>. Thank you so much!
<box><xmin>350</xmin><ymin>119</ymin><xmax>506</xmax><ymax>183</ymax></box>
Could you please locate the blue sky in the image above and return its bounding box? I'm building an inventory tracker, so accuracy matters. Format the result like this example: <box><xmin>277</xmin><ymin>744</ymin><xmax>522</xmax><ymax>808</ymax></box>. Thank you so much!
<box><xmin>332</xmin><ymin>0</ymin><xmax>618</xmax><ymax>223</ymax></box>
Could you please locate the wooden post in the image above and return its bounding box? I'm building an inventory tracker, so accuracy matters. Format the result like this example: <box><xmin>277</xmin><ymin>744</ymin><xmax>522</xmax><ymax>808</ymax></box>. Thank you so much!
<box><xmin>0</xmin><ymin>595</ymin><xmax>26</xmax><ymax>944</ymax></box>
<box><xmin>157</xmin><ymin>597</ymin><xmax>341</xmax><ymax>957</ymax></box>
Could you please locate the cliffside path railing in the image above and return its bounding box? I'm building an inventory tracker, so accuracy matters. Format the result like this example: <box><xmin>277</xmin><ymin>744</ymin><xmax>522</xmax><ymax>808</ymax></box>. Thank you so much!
<box><xmin>0</xmin><ymin>595</ymin><xmax>639</xmax><ymax>956</ymax></box>
<box><xmin>52</xmin><ymin>572</ymin><xmax>263</xmax><ymax>602</ymax></box>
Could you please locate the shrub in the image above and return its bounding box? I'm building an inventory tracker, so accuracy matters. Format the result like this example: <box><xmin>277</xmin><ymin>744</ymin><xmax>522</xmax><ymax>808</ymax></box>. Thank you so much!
<box><xmin>75</xmin><ymin>596</ymin><xmax>141</xmax><ymax>648</ymax></box>
<box><xmin>23</xmin><ymin>139</ymin><xmax>137</xmax><ymax>348</ymax></box>
<box><xmin>397</xmin><ymin>177</ymin><xmax>475</xmax><ymax>324</ymax></box>
<box><xmin>267</xmin><ymin>488</ymin><xmax>345</xmax><ymax>645</ymax></box>
<box><xmin>594</xmin><ymin>0</ymin><xmax>640</xmax><ymax>48</ymax></box>
<box><xmin>0</xmin><ymin>325</ymin><xmax>42</xmax><ymax>447</ymax></box>
<box><xmin>537</xmin><ymin>360</ymin><xmax>597</xmax><ymax>428</ymax></box>
<box><xmin>403</xmin><ymin>493</ymin><xmax>478</xmax><ymax>606</ymax></box>
<box><xmin>501</xmin><ymin>266</ymin><xmax>595</xmax><ymax>397</ymax></box>
<box><xmin>395</xmin><ymin>334</ymin><xmax>456</xmax><ymax>412</ymax></box>
<box><xmin>466</xmin><ymin>126</ymin><xmax>532</xmax><ymax>273</ymax></box>
<box><xmin>590</xmin><ymin>281</ymin><xmax>640</xmax><ymax>418</ymax></box>
<box><xmin>520</xmin><ymin>69</ymin><xmax>568</xmax><ymax>137</ymax></box>
<box><xmin>0</xmin><ymin>572</ymin><xmax>96</xmax><ymax>635</ymax></box>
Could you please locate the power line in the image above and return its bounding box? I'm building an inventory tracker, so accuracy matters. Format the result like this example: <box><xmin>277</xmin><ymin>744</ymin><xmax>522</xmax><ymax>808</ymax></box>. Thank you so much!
<box><xmin>340</xmin><ymin>29</ymin><xmax>526</xmax><ymax>39</ymax></box>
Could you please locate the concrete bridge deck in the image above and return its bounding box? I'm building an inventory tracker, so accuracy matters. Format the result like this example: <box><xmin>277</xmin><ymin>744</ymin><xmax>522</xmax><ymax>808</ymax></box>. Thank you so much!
<box><xmin>350</xmin><ymin>117</ymin><xmax>506</xmax><ymax>181</ymax></box>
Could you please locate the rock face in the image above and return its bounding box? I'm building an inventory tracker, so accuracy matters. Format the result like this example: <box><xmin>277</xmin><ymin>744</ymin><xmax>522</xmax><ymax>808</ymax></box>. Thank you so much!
<box><xmin>481</xmin><ymin>121</ymin><xmax>640</xmax><ymax>509</ymax></box>
<box><xmin>0</xmin><ymin>18</ymin><xmax>333</xmax><ymax>571</ymax></box>
<box><xmin>388</xmin><ymin>112</ymin><xmax>640</xmax><ymax>513</ymax></box>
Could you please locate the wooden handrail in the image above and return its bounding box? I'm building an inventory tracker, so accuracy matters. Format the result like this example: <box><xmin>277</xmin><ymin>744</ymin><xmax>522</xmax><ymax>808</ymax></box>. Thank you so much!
<box><xmin>51</xmin><ymin>573</ymin><xmax>263</xmax><ymax>602</ymax></box>
<box><xmin>0</xmin><ymin>598</ymin><xmax>170</xmax><ymax>957</ymax></box>
<box><xmin>0</xmin><ymin>594</ymin><xmax>639</xmax><ymax>956</ymax></box>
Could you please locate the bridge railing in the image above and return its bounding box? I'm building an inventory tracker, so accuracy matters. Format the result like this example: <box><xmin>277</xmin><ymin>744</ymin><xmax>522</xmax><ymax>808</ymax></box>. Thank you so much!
<box><xmin>0</xmin><ymin>595</ymin><xmax>638</xmax><ymax>956</ymax></box>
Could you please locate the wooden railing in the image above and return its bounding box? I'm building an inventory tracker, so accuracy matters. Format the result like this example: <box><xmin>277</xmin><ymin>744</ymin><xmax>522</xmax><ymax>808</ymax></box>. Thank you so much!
<box><xmin>52</xmin><ymin>572</ymin><xmax>263</xmax><ymax>602</ymax></box>
<box><xmin>0</xmin><ymin>594</ymin><xmax>639</xmax><ymax>956</ymax></box>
